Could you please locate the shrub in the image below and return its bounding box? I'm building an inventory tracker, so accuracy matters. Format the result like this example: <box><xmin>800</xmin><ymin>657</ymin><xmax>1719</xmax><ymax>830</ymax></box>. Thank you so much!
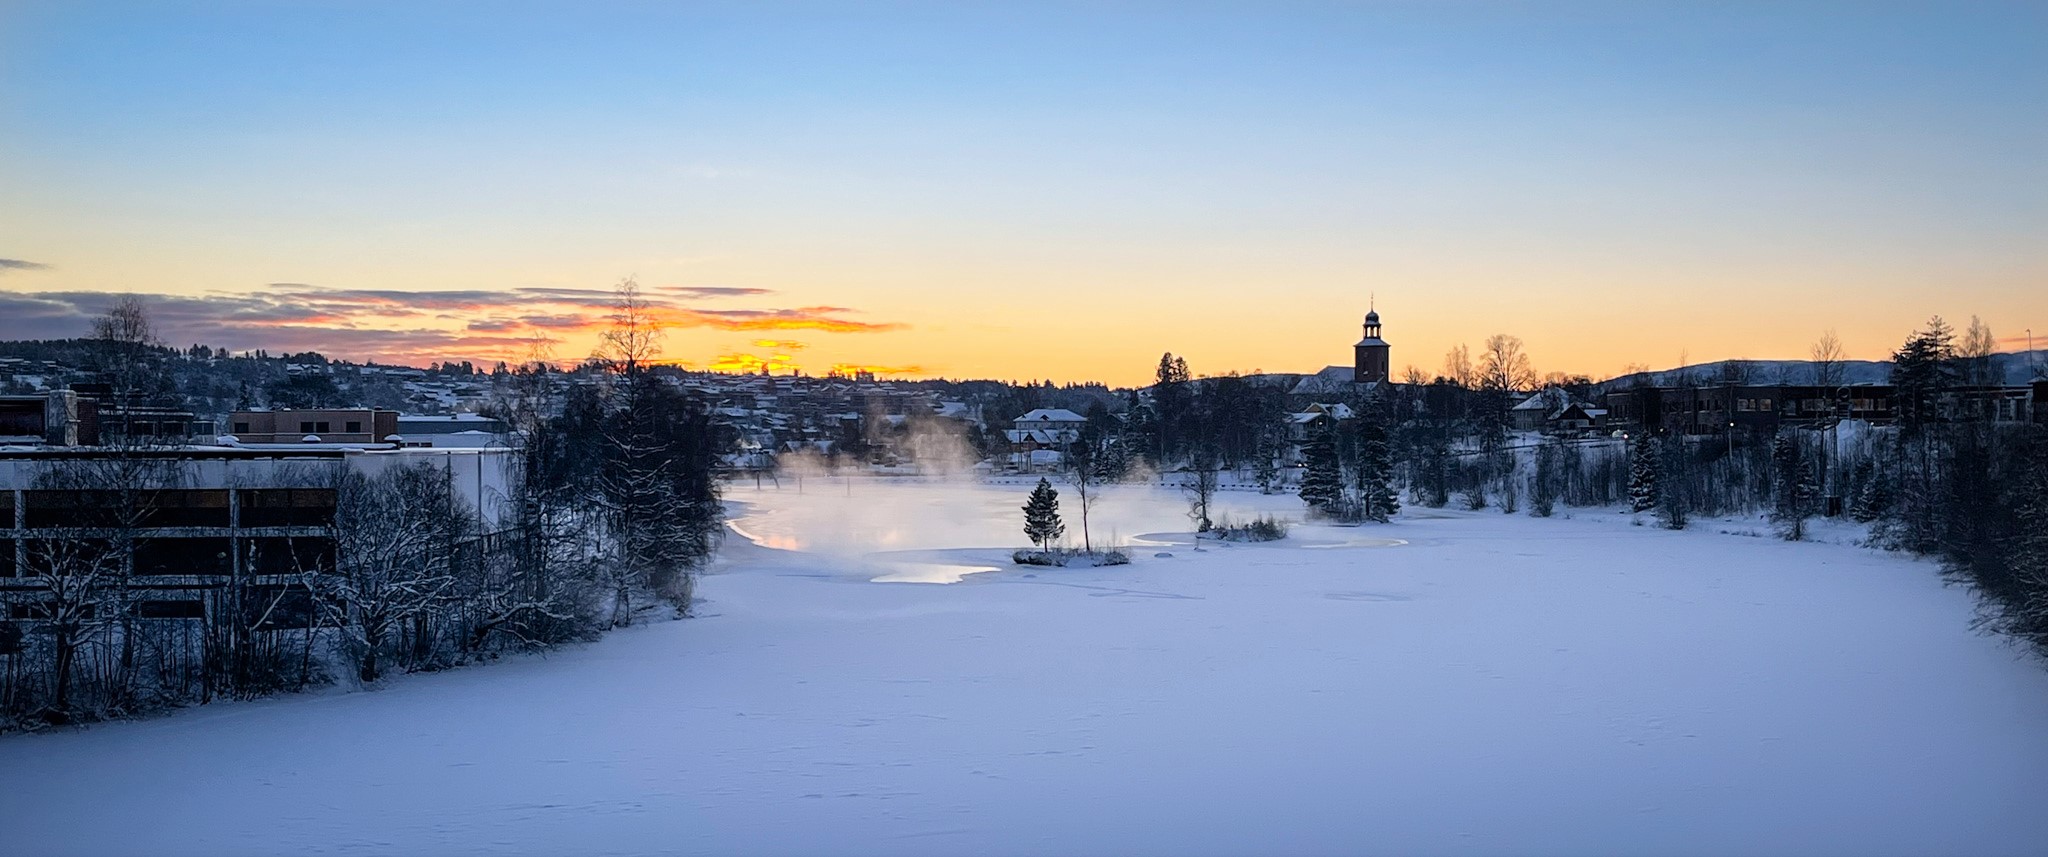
<box><xmin>1091</xmin><ymin>549</ymin><xmax>1131</xmax><ymax>567</ymax></box>
<box><xmin>1213</xmin><ymin>514</ymin><xmax>1289</xmax><ymax>542</ymax></box>
<box><xmin>1013</xmin><ymin>547</ymin><xmax>1128</xmax><ymax>567</ymax></box>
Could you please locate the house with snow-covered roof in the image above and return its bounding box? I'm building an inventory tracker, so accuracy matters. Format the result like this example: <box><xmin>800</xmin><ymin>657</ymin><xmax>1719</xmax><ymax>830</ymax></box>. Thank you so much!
<box><xmin>1549</xmin><ymin>402</ymin><xmax>1607</xmax><ymax>434</ymax></box>
<box><xmin>1002</xmin><ymin>409</ymin><xmax>1086</xmax><ymax>472</ymax></box>
<box><xmin>1509</xmin><ymin>393</ymin><xmax>1553</xmax><ymax>431</ymax></box>
<box><xmin>1013</xmin><ymin>408</ymin><xmax>1086</xmax><ymax>430</ymax></box>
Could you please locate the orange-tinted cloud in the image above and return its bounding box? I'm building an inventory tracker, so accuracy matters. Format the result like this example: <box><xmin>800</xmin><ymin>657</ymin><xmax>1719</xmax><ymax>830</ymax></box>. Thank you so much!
<box><xmin>708</xmin><ymin>352</ymin><xmax>799</xmax><ymax>374</ymax></box>
<box><xmin>0</xmin><ymin>285</ymin><xmax>906</xmax><ymax>369</ymax></box>
<box><xmin>826</xmin><ymin>363</ymin><xmax>924</xmax><ymax>377</ymax></box>
<box><xmin>649</xmin><ymin>306</ymin><xmax>904</xmax><ymax>333</ymax></box>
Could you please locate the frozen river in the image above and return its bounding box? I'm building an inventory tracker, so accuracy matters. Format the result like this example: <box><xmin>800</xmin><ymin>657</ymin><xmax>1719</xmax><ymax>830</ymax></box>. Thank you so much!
<box><xmin>3</xmin><ymin>481</ymin><xmax>2047</xmax><ymax>856</ymax></box>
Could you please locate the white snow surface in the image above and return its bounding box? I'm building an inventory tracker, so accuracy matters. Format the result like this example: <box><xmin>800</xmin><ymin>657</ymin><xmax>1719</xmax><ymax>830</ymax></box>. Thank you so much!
<box><xmin>4</xmin><ymin>482</ymin><xmax>2048</xmax><ymax>857</ymax></box>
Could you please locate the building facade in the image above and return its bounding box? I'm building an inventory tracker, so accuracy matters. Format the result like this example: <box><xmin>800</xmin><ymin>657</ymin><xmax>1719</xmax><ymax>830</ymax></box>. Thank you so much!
<box><xmin>228</xmin><ymin>409</ymin><xmax>399</xmax><ymax>445</ymax></box>
<box><xmin>1</xmin><ymin>447</ymin><xmax>512</xmax><ymax>628</ymax></box>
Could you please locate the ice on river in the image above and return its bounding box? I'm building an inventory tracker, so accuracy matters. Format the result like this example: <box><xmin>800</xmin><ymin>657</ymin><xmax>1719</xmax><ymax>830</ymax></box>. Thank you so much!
<box><xmin>3</xmin><ymin>480</ymin><xmax>2046</xmax><ymax>857</ymax></box>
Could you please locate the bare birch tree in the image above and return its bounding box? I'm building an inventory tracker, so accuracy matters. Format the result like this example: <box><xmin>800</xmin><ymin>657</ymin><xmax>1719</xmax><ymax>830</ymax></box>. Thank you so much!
<box><xmin>1810</xmin><ymin>329</ymin><xmax>1847</xmax><ymax>389</ymax></box>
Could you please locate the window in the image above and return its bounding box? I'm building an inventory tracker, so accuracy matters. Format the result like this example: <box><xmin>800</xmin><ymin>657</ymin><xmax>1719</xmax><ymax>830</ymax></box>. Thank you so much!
<box><xmin>8</xmin><ymin>601</ymin><xmax>70</xmax><ymax>620</ymax></box>
<box><xmin>136</xmin><ymin>490</ymin><xmax>231</xmax><ymax>528</ymax></box>
<box><xmin>134</xmin><ymin>538</ymin><xmax>233</xmax><ymax>576</ymax></box>
<box><xmin>345</xmin><ymin>421</ymin><xmax>361</xmax><ymax>433</ymax></box>
<box><xmin>299</xmin><ymin>421</ymin><xmax>315</xmax><ymax>434</ymax></box>
<box><xmin>1760</xmin><ymin>399</ymin><xmax>1772</xmax><ymax>411</ymax></box>
<box><xmin>233</xmin><ymin>421</ymin><xmax>251</xmax><ymax>434</ymax></box>
<box><xmin>248</xmin><ymin>536</ymin><xmax>335</xmax><ymax>575</ymax></box>
<box><xmin>21</xmin><ymin>538</ymin><xmax>112</xmax><ymax>574</ymax></box>
<box><xmin>137</xmin><ymin>600</ymin><xmax>205</xmax><ymax>619</ymax></box>
<box><xmin>249</xmin><ymin>585</ymin><xmax>317</xmax><ymax>629</ymax></box>
<box><xmin>23</xmin><ymin>491</ymin><xmax>124</xmax><ymax>528</ymax></box>
<box><xmin>237</xmin><ymin>489</ymin><xmax>338</xmax><ymax>528</ymax></box>
<box><xmin>0</xmin><ymin>405</ymin><xmax>44</xmax><ymax>436</ymax></box>
<box><xmin>315</xmin><ymin>421</ymin><xmax>331</xmax><ymax>434</ymax></box>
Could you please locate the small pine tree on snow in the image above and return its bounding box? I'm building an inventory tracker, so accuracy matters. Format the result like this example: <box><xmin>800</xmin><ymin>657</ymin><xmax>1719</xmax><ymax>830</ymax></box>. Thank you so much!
<box><xmin>1771</xmin><ymin>433</ymin><xmax>1815</xmax><ymax>541</ymax></box>
<box><xmin>1354</xmin><ymin>415</ymin><xmax>1400</xmax><ymax>522</ymax></box>
<box><xmin>1418</xmin><ymin>435</ymin><xmax>1452</xmax><ymax>508</ymax></box>
<box><xmin>1627</xmin><ymin>435</ymin><xmax>1660</xmax><ymax>513</ymax></box>
<box><xmin>1298</xmin><ymin>418</ymin><xmax>1344</xmax><ymax>512</ymax></box>
<box><xmin>1849</xmin><ymin>458</ymin><xmax>1888</xmax><ymax>523</ymax></box>
<box><xmin>1656</xmin><ymin>436</ymin><xmax>1691</xmax><ymax>530</ymax></box>
<box><xmin>1530</xmin><ymin>438</ymin><xmax>1559</xmax><ymax>517</ymax></box>
<box><xmin>1022</xmin><ymin>478</ymin><xmax>1064</xmax><ymax>549</ymax></box>
<box><xmin>1253</xmin><ymin>433</ymin><xmax>1281</xmax><ymax>494</ymax></box>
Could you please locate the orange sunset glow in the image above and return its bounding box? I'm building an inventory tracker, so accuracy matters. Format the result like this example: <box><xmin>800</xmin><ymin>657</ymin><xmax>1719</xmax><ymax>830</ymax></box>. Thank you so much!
<box><xmin>1</xmin><ymin>2</ymin><xmax>2041</xmax><ymax>384</ymax></box>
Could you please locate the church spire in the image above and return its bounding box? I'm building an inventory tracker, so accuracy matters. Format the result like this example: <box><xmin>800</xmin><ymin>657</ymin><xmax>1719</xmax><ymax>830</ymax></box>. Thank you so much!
<box><xmin>1355</xmin><ymin>302</ymin><xmax>1390</xmax><ymax>383</ymax></box>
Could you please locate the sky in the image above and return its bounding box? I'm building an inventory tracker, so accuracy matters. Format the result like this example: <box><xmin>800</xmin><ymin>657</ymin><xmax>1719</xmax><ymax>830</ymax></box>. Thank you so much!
<box><xmin>1</xmin><ymin>1</ymin><xmax>2043</xmax><ymax>385</ymax></box>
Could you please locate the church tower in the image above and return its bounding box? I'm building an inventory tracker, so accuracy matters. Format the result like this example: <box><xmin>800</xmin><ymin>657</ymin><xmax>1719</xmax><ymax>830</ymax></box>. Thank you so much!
<box><xmin>1353</xmin><ymin>308</ymin><xmax>1390</xmax><ymax>383</ymax></box>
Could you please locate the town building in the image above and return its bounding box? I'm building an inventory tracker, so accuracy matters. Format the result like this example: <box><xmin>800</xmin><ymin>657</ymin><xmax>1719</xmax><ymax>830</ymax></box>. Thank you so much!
<box><xmin>1</xmin><ymin>445</ymin><xmax>513</xmax><ymax>626</ymax></box>
<box><xmin>226</xmin><ymin>409</ymin><xmax>400</xmax><ymax>445</ymax></box>
<box><xmin>1291</xmin><ymin>308</ymin><xmax>1396</xmax><ymax>396</ymax></box>
<box><xmin>1601</xmin><ymin>381</ymin><xmax>2045</xmax><ymax>436</ymax></box>
<box><xmin>394</xmin><ymin>413</ymin><xmax>512</xmax><ymax>448</ymax></box>
<box><xmin>1003</xmin><ymin>408</ymin><xmax>1087</xmax><ymax>472</ymax></box>
<box><xmin>0</xmin><ymin>391</ymin><xmax>93</xmax><ymax>447</ymax></box>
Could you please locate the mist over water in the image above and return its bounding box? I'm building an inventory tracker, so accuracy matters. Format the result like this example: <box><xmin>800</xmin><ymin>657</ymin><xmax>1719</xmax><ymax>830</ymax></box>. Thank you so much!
<box><xmin>725</xmin><ymin>479</ymin><xmax>1309</xmax><ymax>560</ymax></box>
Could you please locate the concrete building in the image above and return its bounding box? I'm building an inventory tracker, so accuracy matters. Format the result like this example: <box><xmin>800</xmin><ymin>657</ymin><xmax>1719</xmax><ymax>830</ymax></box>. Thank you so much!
<box><xmin>394</xmin><ymin>414</ymin><xmax>512</xmax><ymax>448</ymax></box>
<box><xmin>1602</xmin><ymin>382</ymin><xmax>2043</xmax><ymax>436</ymax></box>
<box><xmin>227</xmin><ymin>409</ymin><xmax>399</xmax><ymax>445</ymax></box>
<box><xmin>0</xmin><ymin>391</ymin><xmax>94</xmax><ymax>447</ymax></box>
<box><xmin>1</xmin><ymin>446</ymin><xmax>514</xmax><ymax>625</ymax></box>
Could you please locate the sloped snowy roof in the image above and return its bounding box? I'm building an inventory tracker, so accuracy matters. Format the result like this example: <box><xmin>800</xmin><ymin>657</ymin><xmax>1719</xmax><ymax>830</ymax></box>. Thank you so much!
<box><xmin>1004</xmin><ymin>428</ymin><xmax>1080</xmax><ymax>445</ymax></box>
<box><xmin>1015</xmin><ymin>408</ymin><xmax>1087</xmax><ymax>424</ymax></box>
<box><xmin>1289</xmin><ymin>366</ymin><xmax>1380</xmax><ymax>396</ymax></box>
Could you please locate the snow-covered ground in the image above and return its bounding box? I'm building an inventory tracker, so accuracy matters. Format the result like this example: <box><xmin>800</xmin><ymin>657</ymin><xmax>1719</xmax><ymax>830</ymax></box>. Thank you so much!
<box><xmin>4</xmin><ymin>481</ymin><xmax>2047</xmax><ymax>857</ymax></box>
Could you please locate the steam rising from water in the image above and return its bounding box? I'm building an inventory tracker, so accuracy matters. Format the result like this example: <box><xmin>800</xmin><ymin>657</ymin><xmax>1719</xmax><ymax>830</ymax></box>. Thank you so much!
<box><xmin>726</xmin><ymin>480</ymin><xmax>1314</xmax><ymax>583</ymax></box>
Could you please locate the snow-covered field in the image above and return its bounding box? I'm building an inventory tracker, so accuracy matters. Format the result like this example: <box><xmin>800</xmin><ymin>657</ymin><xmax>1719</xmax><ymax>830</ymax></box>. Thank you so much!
<box><xmin>4</xmin><ymin>481</ymin><xmax>2048</xmax><ymax>857</ymax></box>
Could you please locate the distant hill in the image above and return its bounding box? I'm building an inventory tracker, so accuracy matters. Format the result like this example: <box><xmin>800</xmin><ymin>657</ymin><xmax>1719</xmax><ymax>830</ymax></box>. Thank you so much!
<box><xmin>1598</xmin><ymin>351</ymin><xmax>2048</xmax><ymax>391</ymax></box>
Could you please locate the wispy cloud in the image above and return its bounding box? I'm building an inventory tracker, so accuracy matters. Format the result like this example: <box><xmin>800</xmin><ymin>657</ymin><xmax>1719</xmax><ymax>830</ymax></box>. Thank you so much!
<box><xmin>828</xmin><ymin>363</ymin><xmax>924</xmax><ymax>377</ymax></box>
<box><xmin>0</xmin><ymin>284</ymin><xmax>906</xmax><ymax>367</ymax></box>
<box><xmin>0</xmin><ymin>259</ymin><xmax>52</xmax><ymax>273</ymax></box>
<box><xmin>709</xmin><ymin>352</ymin><xmax>799</xmax><ymax>374</ymax></box>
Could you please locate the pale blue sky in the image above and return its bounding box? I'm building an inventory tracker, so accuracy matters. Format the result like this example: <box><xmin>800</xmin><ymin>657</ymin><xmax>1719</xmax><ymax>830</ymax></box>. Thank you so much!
<box><xmin>2</xmin><ymin>1</ymin><xmax>2043</xmax><ymax>380</ymax></box>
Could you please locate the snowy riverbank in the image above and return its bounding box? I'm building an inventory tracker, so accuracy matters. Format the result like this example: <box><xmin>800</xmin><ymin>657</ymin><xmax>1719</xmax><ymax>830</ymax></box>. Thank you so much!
<box><xmin>2</xmin><ymin>482</ymin><xmax>2045</xmax><ymax>856</ymax></box>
